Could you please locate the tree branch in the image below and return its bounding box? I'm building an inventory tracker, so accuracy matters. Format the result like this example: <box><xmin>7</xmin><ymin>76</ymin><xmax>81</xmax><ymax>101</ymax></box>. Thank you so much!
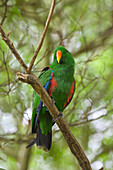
<box><xmin>17</xmin><ymin>72</ymin><xmax>91</xmax><ymax>170</ymax></box>
<box><xmin>27</xmin><ymin>0</ymin><xmax>56</xmax><ymax>73</ymax></box>
<box><xmin>0</xmin><ymin>25</ymin><xmax>28</xmax><ymax>71</ymax></box>
<box><xmin>0</xmin><ymin>0</ymin><xmax>9</xmax><ymax>25</ymax></box>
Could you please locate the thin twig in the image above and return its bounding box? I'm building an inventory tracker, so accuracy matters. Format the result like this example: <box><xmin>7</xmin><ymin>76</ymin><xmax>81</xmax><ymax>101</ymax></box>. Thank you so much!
<box><xmin>0</xmin><ymin>25</ymin><xmax>28</xmax><ymax>71</ymax></box>
<box><xmin>3</xmin><ymin>51</ymin><xmax>10</xmax><ymax>89</ymax></box>
<box><xmin>69</xmin><ymin>108</ymin><xmax>113</xmax><ymax>127</ymax></box>
<box><xmin>34</xmin><ymin>47</ymin><xmax>52</xmax><ymax>66</ymax></box>
<box><xmin>27</xmin><ymin>0</ymin><xmax>56</xmax><ymax>73</ymax></box>
<box><xmin>0</xmin><ymin>0</ymin><xmax>9</xmax><ymax>25</ymax></box>
<box><xmin>2</xmin><ymin>51</ymin><xmax>11</xmax><ymax>102</ymax></box>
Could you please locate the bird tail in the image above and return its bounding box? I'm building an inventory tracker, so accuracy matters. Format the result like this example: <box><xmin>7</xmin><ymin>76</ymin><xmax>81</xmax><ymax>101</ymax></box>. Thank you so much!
<box><xmin>26</xmin><ymin>122</ymin><xmax>52</xmax><ymax>151</ymax></box>
<box><xmin>36</xmin><ymin>123</ymin><xmax>52</xmax><ymax>151</ymax></box>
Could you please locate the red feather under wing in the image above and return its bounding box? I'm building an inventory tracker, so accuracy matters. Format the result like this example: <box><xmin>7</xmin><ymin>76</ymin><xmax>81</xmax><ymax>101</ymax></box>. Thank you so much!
<box><xmin>64</xmin><ymin>81</ymin><xmax>75</xmax><ymax>108</ymax></box>
<box><xmin>48</xmin><ymin>73</ymin><xmax>57</xmax><ymax>96</ymax></box>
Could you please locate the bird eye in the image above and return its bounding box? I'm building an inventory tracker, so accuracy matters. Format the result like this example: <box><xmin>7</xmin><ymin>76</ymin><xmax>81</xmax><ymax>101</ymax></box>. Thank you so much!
<box><xmin>66</xmin><ymin>50</ymin><xmax>68</xmax><ymax>53</ymax></box>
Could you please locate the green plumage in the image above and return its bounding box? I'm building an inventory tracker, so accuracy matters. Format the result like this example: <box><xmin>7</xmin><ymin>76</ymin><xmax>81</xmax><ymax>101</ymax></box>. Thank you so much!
<box><xmin>32</xmin><ymin>69</ymin><xmax>53</xmax><ymax>135</ymax></box>
<box><xmin>27</xmin><ymin>46</ymin><xmax>75</xmax><ymax>151</ymax></box>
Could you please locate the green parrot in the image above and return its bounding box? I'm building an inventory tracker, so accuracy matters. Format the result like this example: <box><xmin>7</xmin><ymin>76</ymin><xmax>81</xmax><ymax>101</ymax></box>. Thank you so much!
<box><xmin>26</xmin><ymin>46</ymin><xmax>75</xmax><ymax>151</ymax></box>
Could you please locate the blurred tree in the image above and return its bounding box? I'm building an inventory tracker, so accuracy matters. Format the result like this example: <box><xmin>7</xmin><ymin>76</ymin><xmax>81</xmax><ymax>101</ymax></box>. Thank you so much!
<box><xmin>0</xmin><ymin>0</ymin><xmax>113</xmax><ymax>169</ymax></box>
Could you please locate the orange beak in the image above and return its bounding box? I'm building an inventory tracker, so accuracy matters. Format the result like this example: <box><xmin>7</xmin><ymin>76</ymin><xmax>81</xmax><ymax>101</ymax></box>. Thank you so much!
<box><xmin>56</xmin><ymin>50</ymin><xmax>62</xmax><ymax>63</ymax></box>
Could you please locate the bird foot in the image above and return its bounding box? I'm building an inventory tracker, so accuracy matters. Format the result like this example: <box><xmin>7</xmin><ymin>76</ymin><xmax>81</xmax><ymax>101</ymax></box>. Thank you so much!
<box><xmin>52</xmin><ymin>112</ymin><xmax>63</xmax><ymax>122</ymax></box>
<box><xmin>46</xmin><ymin>99</ymin><xmax>55</xmax><ymax>111</ymax></box>
<box><xmin>51</xmin><ymin>99</ymin><xmax>55</xmax><ymax>106</ymax></box>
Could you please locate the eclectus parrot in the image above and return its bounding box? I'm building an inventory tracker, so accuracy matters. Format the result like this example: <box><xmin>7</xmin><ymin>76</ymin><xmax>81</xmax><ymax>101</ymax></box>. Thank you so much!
<box><xmin>26</xmin><ymin>46</ymin><xmax>75</xmax><ymax>151</ymax></box>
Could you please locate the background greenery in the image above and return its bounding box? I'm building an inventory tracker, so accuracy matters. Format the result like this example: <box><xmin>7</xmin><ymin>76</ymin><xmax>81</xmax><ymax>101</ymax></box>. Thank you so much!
<box><xmin>0</xmin><ymin>0</ymin><xmax>113</xmax><ymax>169</ymax></box>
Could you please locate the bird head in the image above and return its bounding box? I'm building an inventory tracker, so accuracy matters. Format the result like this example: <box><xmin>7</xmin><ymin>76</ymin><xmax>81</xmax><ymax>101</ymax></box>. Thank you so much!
<box><xmin>53</xmin><ymin>46</ymin><xmax>75</xmax><ymax>67</ymax></box>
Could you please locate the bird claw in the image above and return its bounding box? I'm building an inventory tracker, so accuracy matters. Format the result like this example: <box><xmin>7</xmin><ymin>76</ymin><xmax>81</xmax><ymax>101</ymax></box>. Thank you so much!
<box><xmin>51</xmin><ymin>99</ymin><xmax>55</xmax><ymax>106</ymax></box>
<box><xmin>52</xmin><ymin>112</ymin><xmax>63</xmax><ymax>122</ymax></box>
<box><xmin>46</xmin><ymin>99</ymin><xmax>55</xmax><ymax>111</ymax></box>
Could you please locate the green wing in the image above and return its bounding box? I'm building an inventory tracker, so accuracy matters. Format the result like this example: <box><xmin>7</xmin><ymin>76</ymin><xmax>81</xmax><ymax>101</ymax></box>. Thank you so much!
<box><xmin>32</xmin><ymin>67</ymin><xmax>52</xmax><ymax>133</ymax></box>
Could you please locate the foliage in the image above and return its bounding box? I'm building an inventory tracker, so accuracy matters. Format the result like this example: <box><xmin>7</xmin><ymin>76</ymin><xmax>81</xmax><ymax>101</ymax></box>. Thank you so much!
<box><xmin>0</xmin><ymin>0</ymin><xmax>113</xmax><ymax>169</ymax></box>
